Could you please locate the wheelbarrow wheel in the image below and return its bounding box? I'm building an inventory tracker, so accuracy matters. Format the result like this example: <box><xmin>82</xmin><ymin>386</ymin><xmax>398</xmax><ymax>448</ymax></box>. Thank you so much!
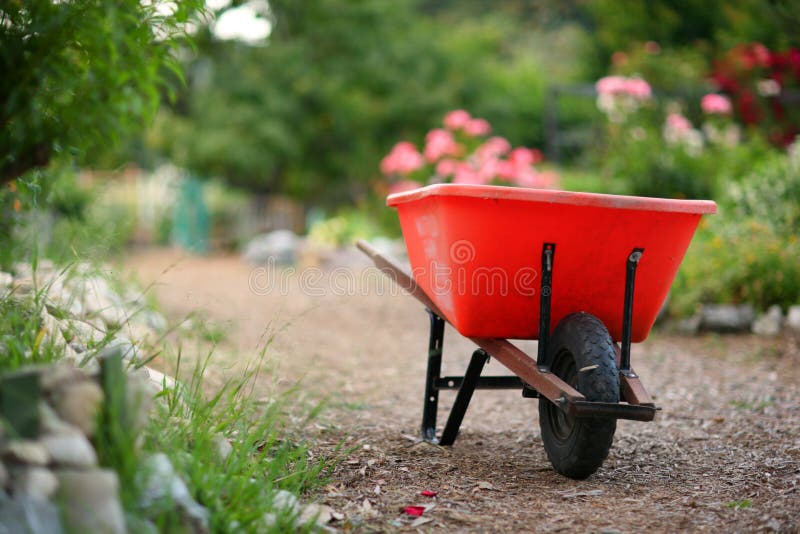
<box><xmin>539</xmin><ymin>312</ymin><xmax>619</xmax><ymax>479</ymax></box>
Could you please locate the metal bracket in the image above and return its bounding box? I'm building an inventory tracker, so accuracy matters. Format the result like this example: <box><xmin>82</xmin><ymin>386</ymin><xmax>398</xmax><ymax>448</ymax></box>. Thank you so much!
<box><xmin>620</xmin><ymin>248</ymin><xmax>644</xmax><ymax>375</ymax></box>
<box><xmin>536</xmin><ymin>243</ymin><xmax>556</xmax><ymax>369</ymax></box>
<box><xmin>438</xmin><ymin>349</ymin><xmax>490</xmax><ymax>445</ymax></box>
<box><xmin>421</xmin><ymin>310</ymin><xmax>445</xmax><ymax>442</ymax></box>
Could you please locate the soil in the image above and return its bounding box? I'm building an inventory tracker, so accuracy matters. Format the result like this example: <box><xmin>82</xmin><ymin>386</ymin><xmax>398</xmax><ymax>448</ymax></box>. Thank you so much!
<box><xmin>125</xmin><ymin>248</ymin><xmax>800</xmax><ymax>533</ymax></box>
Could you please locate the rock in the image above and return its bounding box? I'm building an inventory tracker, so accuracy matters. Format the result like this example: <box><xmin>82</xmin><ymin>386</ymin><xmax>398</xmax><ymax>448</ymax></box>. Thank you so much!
<box><xmin>77</xmin><ymin>276</ymin><xmax>128</xmax><ymax>327</ymax></box>
<box><xmin>675</xmin><ymin>314</ymin><xmax>702</xmax><ymax>335</ymax></box>
<box><xmin>263</xmin><ymin>490</ymin><xmax>301</xmax><ymax>528</ymax></box>
<box><xmin>142</xmin><ymin>310</ymin><xmax>168</xmax><ymax>333</ymax></box>
<box><xmin>299</xmin><ymin>503</ymin><xmax>334</xmax><ymax>527</ymax></box>
<box><xmin>262</xmin><ymin>490</ymin><xmax>302</xmax><ymax>528</ymax></box>
<box><xmin>139</xmin><ymin>453</ymin><xmax>209</xmax><ymax>532</ymax></box>
<box><xmin>39</xmin><ymin>402</ymin><xmax>79</xmax><ymax>437</ymax></box>
<box><xmin>40</xmin><ymin>362</ymin><xmax>84</xmax><ymax>392</ymax></box>
<box><xmin>107</xmin><ymin>337</ymin><xmax>142</xmax><ymax>362</ymax></box>
<box><xmin>753</xmin><ymin>305</ymin><xmax>783</xmax><ymax>337</ymax></box>
<box><xmin>0</xmin><ymin>493</ymin><xmax>64</xmax><ymax>534</ymax></box>
<box><xmin>212</xmin><ymin>434</ymin><xmax>233</xmax><ymax>462</ymax></box>
<box><xmin>142</xmin><ymin>366</ymin><xmax>178</xmax><ymax>393</ymax></box>
<box><xmin>243</xmin><ymin>230</ymin><xmax>299</xmax><ymax>265</ymax></box>
<box><xmin>68</xmin><ymin>319</ymin><xmax>107</xmax><ymax>345</ymax></box>
<box><xmin>11</xmin><ymin>277</ymin><xmax>34</xmax><ymax>295</ymax></box>
<box><xmin>56</xmin><ymin>469</ymin><xmax>126</xmax><ymax>534</ymax></box>
<box><xmin>52</xmin><ymin>380</ymin><xmax>104</xmax><ymax>437</ymax></box>
<box><xmin>41</xmin><ymin>433</ymin><xmax>98</xmax><ymax>468</ymax></box>
<box><xmin>39</xmin><ymin>312</ymin><xmax>67</xmax><ymax>350</ymax></box>
<box><xmin>2</xmin><ymin>440</ymin><xmax>50</xmax><ymax>466</ymax></box>
<box><xmin>126</xmin><ymin>370</ymin><xmax>155</xmax><ymax>435</ymax></box>
<box><xmin>700</xmin><ymin>304</ymin><xmax>755</xmax><ymax>332</ymax></box>
<box><xmin>0</xmin><ymin>461</ymin><xmax>7</xmax><ymax>489</ymax></box>
<box><xmin>787</xmin><ymin>305</ymin><xmax>800</xmax><ymax>333</ymax></box>
<box><xmin>12</xmin><ymin>467</ymin><xmax>59</xmax><ymax>500</ymax></box>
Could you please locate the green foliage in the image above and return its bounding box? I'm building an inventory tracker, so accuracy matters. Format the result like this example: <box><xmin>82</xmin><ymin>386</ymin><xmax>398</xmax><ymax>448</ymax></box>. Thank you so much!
<box><xmin>586</xmin><ymin>0</ymin><xmax>800</xmax><ymax>58</ymax></box>
<box><xmin>670</xmin><ymin>145</ymin><xmax>799</xmax><ymax>315</ymax></box>
<box><xmin>602</xmin><ymin>122</ymin><xmax>716</xmax><ymax>199</ymax></box>
<box><xmin>671</xmin><ymin>217</ymin><xmax>800</xmax><ymax>315</ymax></box>
<box><xmin>151</xmin><ymin>2</ymin><xmax>593</xmax><ymax>203</ymax></box>
<box><xmin>727</xmin><ymin>147</ymin><xmax>800</xmax><ymax>233</ymax></box>
<box><xmin>308</xmin><ymin>207</ymin><xmax>386</xmax><ymax>248</ymax></box>
<box><xmin>135</xmin><ymin>353</ymin><xmax>330</xmax><ymax>531</ymax></box>
<box><xmin>46</xmin><ymin>198</ymin><xmax>137</xmax><ymax>263</ymax></box>
<box><xmin>0</xmin><ymin>0</ymin><xmax>204</xmax><ymax>183</ymax></box>
<box><xmin>0</xmin><ymin>170</ymin><xmax>137</xmax><ymax>269</ymax></box>
<box><xmin>0</xmin><ymin>294</ymin><xmax>51</xmax><ymax>372</ymax></box>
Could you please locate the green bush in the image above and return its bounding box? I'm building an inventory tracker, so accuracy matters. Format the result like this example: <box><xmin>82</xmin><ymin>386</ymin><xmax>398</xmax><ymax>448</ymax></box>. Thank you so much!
<box><xmin>671</xmin><ymin>146</ymin><xmax>800</xmax><ymax>315</ymax></box>
<box><xmin>727</xmin><ymin>147</ymin><xmax>800</xmax><ymax>234</ymax></box>
<box><xmin>604</xmin><ymin>125</ymin><xmax>716</xmax><ymax>199</ymax></box>
<box><xmin>671</xmin><ymin>217</ymin><xmax>800</xmax><ymax>315</ymax></box>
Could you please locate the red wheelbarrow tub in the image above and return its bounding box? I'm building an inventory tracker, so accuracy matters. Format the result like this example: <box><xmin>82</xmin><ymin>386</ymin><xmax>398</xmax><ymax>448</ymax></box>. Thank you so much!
<box><xmin>387</xmin><ymin>184</ymin><xmax>716</xmax><ymax>342</ymax></box>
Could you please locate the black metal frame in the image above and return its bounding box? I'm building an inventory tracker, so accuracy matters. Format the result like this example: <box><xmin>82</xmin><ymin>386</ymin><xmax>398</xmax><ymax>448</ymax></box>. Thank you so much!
<box><xmin>420</xmin><ymin>243</ymin><xmax>646</xmax><ymax>445</ymax></box>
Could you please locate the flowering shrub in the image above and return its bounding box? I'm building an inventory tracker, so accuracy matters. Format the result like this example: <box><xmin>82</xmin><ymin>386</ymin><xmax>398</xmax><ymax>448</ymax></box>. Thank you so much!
<box><xmin>595</xmin><ymin>75</ymin><xmax>652</xmax><ymax>121</ymax></box>
<box><xmin>380</xmin><ymin>110</ymin><xmax>557</xmax><ymax>193</ymax></box>
<box><xmin>711</xmin><ymin>42</ymin><xmax>800</xmax><ymax>146</ymax></box>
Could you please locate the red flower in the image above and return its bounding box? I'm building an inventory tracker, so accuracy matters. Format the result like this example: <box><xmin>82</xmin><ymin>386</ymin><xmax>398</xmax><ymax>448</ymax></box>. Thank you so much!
<box><xmin>403</xmin><ymin>506</ymin><xmax>425</xmax><ymax>517</ymax></box>
<box><xmin>737</xmin><ymin>90</ymin><xmax>762</xmax><ymax>125</ymax></box>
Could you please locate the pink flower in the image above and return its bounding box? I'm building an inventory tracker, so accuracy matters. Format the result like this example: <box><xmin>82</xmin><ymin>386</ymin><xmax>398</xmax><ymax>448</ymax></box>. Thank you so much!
<box><xmin>595</xmin><ymin>76</ymin><xmax>627</xmax><ymax>95</ymax></box>
<box><xmin>424</xmin><ymin>129</ymin><xmax>461</xmax><ymax>162</ymax></box>
<box><xmin>495</xmin><ymin>160</ymin><xmax>518</xmax><ymax>181</ymax></box>
<box><xmin>513</xmin><ymin>168</ymin><xmax>542</xmax><ymax>188</ymax></box>
<box><xmin>380</xmin><ymin>141</ymin><xmax>424</xmax><ymax>175</ymax></box>
<box><xmin>453</xmin><ymin>162</ymin><xmax>485</xmax><ymax>185</ymax></box>
<box><xmin>443</xmin><ymin>109</ymin><xmax>471</xmax><ymax>130</ymax></box>
<box><xmin>508</xmin><ymin>147</ymin><xmax>543</xmax><ymax>167</ymax></box>
<box><xmin>388</xmin><ymin>179</ymin><xmax>421</xmax><ymax>194</ymax></box>
<box><xmin>463</xmin><ymin>118</ymin><xmax>491</xmax><ymax>137</ymax></box>
<box><xmin>666</xmin><ymin>113</ymin><xmax>692</xmax><ymax>133</ymax></box>
<box><xmin>435</xmin><ymin>158</ymin><xmax>458</xmax><ymax>178</ymax></box>
<box><xmin>595</xmin><ymin>76</ymin><xmax>651</xmax><ymax>99</ymax></box>
<box><xmin>701</xmin><ymin>93</ymin><xmax>732</xmax><ymax>115</ymax></box>
<box><xmin>623</xmin><ymin>78</ymin><xmax>652</xmax><ymax>99</ymax></box>
<box><xmin>475</xmin><ymin>137</ymin><xmax>511</xmax><ymax>161</ymax></box>
<box><xmin>477</xmin><ymin>158</ymin><xmax>500</xmax><ymax>182</ymax></box>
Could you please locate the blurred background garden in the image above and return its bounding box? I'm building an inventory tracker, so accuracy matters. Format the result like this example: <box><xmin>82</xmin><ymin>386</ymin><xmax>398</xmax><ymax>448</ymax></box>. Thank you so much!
<box><xmin>4</xmin><ymin>0</ymin><xmax>800</xmax><ymax>320</ymax></box>
<box><xmin>2</xmin><ymin>2</ymin><xmax>800</xmax><ymax>531</ymax></box>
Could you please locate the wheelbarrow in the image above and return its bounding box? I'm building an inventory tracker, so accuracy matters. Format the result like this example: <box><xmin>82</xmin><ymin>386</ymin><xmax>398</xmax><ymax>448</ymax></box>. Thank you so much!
<box><xmin>357</xmin><ymin>183</ymin><xmax>716</xmax><ymax>479</ymax></box>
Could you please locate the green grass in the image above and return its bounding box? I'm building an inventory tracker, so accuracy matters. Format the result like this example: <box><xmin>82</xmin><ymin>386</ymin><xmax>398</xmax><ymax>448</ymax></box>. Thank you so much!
<box><xmin>725</xmin><ymin>499</ymin><xmax>753</xmax><ymax>510</ymax></box>
<box><xmin>0</xmin><ymin>261</ymin><xmax>335</xmax><ymax>532</ymax></box>
<box><xmin>130</xmin><ymin>350</ymin><xmax>332</xmax><ymax>532</ymax></box>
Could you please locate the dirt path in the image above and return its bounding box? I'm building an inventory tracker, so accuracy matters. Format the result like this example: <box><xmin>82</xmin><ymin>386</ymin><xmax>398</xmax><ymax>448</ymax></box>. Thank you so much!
<box><xmin>125</xmin><ymin>248</ymin><xmax>800</xmax><ymax>533</ymax></box>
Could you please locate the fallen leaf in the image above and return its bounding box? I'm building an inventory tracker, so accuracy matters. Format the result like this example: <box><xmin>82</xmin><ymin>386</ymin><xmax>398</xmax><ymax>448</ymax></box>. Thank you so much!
<box><xmin>420</xmin><ymin>490</ymin><xmax>438</xmax><ymax>497</ymax></box>
<box><xmin>374</xmin><ymin>485</ymin><xmax>381</xmax><ymax>495</ymax></box>
<box><xmin>411</xmin><ymin>517</ymin><xmax>434</xmax><ymax>527</ymax></box>
<box><xmin>475</xmin><ymin>481</ymin><xmax>496</xmax><ymax>491</ymax></box>
<box><xmin>403</xmin><ymin>506</ymin><xmax>425</xmax><ymax>517</ymax></box>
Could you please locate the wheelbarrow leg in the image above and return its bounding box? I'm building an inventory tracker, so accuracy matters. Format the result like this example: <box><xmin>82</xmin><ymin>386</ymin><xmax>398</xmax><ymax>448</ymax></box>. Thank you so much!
<box><xmin>439</xmin><ymin>349</ymin><xmax>489</xmax><ymax>446</ymax></box>
<box><xmin>421</xmin><ymin>310</ymin><xmax>445</xmax><ymax>442</ymax></box>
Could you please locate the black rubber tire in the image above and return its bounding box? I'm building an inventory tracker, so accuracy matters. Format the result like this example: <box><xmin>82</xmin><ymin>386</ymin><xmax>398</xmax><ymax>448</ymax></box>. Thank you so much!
<box><xmin>538</xmin><ymin>312</ymin><xmax>619</xmax><ymax>479</ymax></box>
